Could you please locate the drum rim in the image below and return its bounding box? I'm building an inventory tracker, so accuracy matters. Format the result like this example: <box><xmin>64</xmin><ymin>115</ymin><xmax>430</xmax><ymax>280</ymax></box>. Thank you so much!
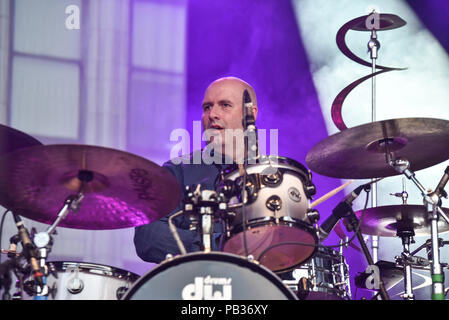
<box><xmin>47</xmin><ymin>260</ymin><xmax>140</xmax><ymax>281</ymax></box>
<box><xmin>217</xmin><ymin>155</ymin><xmax>310</xmax><ymax>182</ymax></box>
<box><xmin>123</xmin><ymin>251</ymin><xmax>298</xmax><ymax>300</ymax></box>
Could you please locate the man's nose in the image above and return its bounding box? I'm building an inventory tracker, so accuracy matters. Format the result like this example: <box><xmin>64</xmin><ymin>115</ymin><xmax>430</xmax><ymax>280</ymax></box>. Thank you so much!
<box><xmin>209</xmin><ymin>104</ymin><xmax>221</xmax><ymax>120</ymax></box>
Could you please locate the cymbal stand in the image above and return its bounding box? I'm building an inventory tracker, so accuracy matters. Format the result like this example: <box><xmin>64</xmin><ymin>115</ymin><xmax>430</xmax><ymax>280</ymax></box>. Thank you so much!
<box><xmin>367</xmin><ymin>14</ymin><xmax>381</xmax><ymax>264</ymax></box>
<box><xmin>396</xmin><ymin>225</ymin><xmax>415</xmax><ymax>300</ymax></box>
<box><xmin>32</xmin><ymin>192</ymin><xmax>85</xmax><ymax>299</ymax></box>
<box><xmin>390</xmin><ymin>178</ymin><xmax>415</xmax><ymax>299</ymax></box>
<box><xmin>389</xmin><ymin>157</ymin><xmax>449</xmax><ymax>300</ymax></box>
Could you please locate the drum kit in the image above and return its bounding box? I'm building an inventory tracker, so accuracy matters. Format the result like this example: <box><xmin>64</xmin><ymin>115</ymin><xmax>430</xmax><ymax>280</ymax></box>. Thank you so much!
<box><xmin>1</xmin><ymin>12</ymin><xmax>449</xmax><ymax>301</ymax></box>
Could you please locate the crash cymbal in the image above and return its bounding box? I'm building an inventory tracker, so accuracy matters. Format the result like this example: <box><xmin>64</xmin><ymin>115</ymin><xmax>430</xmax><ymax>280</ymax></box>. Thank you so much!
<box><xmin>0</xmin><ymin>124</ymin><xmax>42</xmax><ymax>156</ymax></box>
<box><xmin>306</xmin><ymin>118</ymin><xmax>449</xmax><ymax>179</ymax></box>
<box><xmin>0</xmin><ymin>144</ymin><xmax>181</xmax><ymax>230</ymax></box>
<box><xmin>353</xmin><ymin>205</ymin><xmax>449</xmax><ymax>237</ymax></box>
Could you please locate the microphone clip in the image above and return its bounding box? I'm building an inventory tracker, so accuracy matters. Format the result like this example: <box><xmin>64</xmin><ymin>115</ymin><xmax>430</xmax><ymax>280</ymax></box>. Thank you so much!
<box><xmin>332</xmin><ymin>201</ymin><xmax>355</xmax><ymax>221</ymax></box>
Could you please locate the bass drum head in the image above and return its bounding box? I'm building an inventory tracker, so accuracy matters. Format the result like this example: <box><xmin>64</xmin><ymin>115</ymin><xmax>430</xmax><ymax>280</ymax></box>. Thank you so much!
<box><xmin>123</xmin><ymin>252</ymin><xmax>297</xmax><ymax>300</ymax></box>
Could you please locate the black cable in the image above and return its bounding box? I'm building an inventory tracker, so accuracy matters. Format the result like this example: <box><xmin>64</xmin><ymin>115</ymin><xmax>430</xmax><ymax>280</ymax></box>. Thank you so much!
<box><xmin>240</xmin><ymin>150</ymin><xmax>250</xmax><ymax>257</ymax></box>
<box><xmin>257</xmin><ymin>188</ymin><xmax>371</xmax><ymax>262</ymax></box>
<box><xmin>0</xmin><ymin>209</ymin><xmax>12</xmax><ymax>264</ymax></box>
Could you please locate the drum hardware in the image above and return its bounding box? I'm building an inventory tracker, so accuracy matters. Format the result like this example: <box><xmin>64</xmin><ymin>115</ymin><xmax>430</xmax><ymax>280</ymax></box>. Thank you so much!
<box><xmin>391</xmin><ymin>178</ymin><xmax>415</xmax><ymax>299</ymax></box>
<box><xmin>332</xmin><ymin>182</ymin><xmax>390</xmax><ymax>300</ymax></box>
<box><xmin>331</xmin><ymin>13</ymin><xmax>407</xmax><ymax>132</ymax></box>
<box><xmin>28</xmin><ymin>192</ymin><xmax>85</xmax><ymax>300</ymax></box>
<box><xmin>168</xmin><ymin>184</ymin><xmax>231</xmax><ymax>256</ymax></box>
<box><xmin>280</xmin><ymin>245</ymin><xmax>351</xmax><ymax>300</ymax></box>
<box><xmin>396</xmin><ymin>224</ymin><xmax>415</xmax><ymax>300</ymax></box>
<box><xmin>389</xmin><ymin>159</ymin><xmax>449</xmax><ymax>300</ymax></box>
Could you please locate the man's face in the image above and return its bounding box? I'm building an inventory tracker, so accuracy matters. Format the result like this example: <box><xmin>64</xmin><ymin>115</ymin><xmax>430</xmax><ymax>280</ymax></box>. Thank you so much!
<box><xmin>201</xmin><ymin>79</ymin><xmax>258</xmax><ymax>159</ymax></box>
<box><xmin>202</xmin><ymin>79</ymin><xmax>244</xmax><ymax>135</ymax></box>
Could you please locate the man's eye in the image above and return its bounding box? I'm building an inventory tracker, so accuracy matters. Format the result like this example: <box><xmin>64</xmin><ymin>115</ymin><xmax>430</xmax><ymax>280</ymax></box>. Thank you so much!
<box><xmin>203</xmin><ymin>105</ymin><xmax>211</xmax><ymax>111</ymax></box>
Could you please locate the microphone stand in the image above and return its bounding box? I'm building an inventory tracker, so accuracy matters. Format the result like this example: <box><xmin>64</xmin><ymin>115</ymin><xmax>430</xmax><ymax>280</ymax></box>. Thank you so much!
<box><xmin>32</xmin><ymin>192</ymin><xmax>85</xmax><ymax>299</ymax></box>
<box><xmin>337</xmin><ymin>189</ymin><xmax>390</xmax><ymax>300</ymax></box>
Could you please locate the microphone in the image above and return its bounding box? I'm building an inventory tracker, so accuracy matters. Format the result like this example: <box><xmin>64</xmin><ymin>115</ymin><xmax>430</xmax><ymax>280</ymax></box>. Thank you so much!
<box><xmin>434</xmin><ymin>165</ymin><xmax>449</xmax><ymax>199</ymax></box>
<box><xmin>242</xmin><ymin>89</ymin><xmax>258</xmax><ymax>162</ymax></box>
<box><xmin>318</xmin><ymin>183</ymin><xmax>367</xmax><ymax>240</ymax></box>
<box><xmin>12</xmin><ymin>214</ymin><xmax>44</xmax><ymax>286</ymax></box>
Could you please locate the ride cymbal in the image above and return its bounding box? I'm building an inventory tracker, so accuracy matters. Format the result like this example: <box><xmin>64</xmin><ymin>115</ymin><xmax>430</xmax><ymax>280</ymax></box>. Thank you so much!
<box><xmin>306</xmin><ymin>118</ymin><xmax>449</xmax><ymax>179</ymax></box>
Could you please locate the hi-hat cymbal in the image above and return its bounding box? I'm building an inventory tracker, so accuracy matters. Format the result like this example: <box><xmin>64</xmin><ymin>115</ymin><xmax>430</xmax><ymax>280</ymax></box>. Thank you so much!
<box><xmin>0</xmin><ymin>144</ymin><xmax>181</xmax><ymax>230</ymax></box>
<box><xmin>353</xmin><ymin>205</ymin><xmax>449</xmax><ymax>237</ymax></box>
<box><xmin>0</xmin><ymin>124</ymin><xmax>42</xmax><ymax>156</ymax></box>
<box><xmin>306</xmin><ymin>118</ymin><xmax>449</xmax><ymax>179</ymax></box>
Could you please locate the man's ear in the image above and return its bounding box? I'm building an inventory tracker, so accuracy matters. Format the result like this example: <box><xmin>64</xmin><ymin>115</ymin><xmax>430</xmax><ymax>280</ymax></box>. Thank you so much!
<box><xmin>252</xmin><ymin>106</ymin><xmax>258</xmax><ymax>120</ymax></box>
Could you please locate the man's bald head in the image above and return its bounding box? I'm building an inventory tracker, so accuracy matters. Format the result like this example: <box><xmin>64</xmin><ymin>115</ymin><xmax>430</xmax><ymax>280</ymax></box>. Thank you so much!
<box><xmin>205</xmin><ymin>77</ymin><xmax>258</xmax><ymax>107</ymax></box>
<box><xmin>201</xmin><ymin>76</ymin><xmax>259</xmax><ymax>160</ymax></box>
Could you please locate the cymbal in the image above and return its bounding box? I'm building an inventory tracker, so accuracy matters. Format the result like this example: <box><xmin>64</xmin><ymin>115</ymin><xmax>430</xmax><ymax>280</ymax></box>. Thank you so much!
<box><xmin>306</xmin><ymin>118</ymin><xmax>449</xmax><ymax>179</ymax></box>
<box><xmin>0</xmin><ymin>144</ymin><xmax>181</xmax><ymax>230</ymax></box>
<box><xmin>347</xmin><ymin>13</ymin><xmax>406</xmax><ymax>32</ymax></box>
<box><xmin>0</xmin><ymin>124</ymin><xmax>42</xmax><ymax>156</ymax></box>
<box><xmin>353</xmin><ymin>205</ymin><xmax>449</xmax><ymax>237</ymax></box>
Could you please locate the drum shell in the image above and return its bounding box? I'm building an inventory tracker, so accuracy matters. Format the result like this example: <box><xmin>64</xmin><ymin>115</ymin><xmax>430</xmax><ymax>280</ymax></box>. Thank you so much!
<box><xmin>281</xmin><ymin>247</ymin><xmax>351</xmax><ymax>300</ymax></box>
<box><xmin>123</xmin><ymin>252</ymin><xmax>297</xmax><ymax>300</ymax></box>
<box><xmin>223</xmin><ymin>157</ymin><xmax>313</xmax><ymax>228</ymax></box>
<box><xmin>23</xmin><ymin>261</ymin><xmax>139</xmax><ymax>300</ymax></box>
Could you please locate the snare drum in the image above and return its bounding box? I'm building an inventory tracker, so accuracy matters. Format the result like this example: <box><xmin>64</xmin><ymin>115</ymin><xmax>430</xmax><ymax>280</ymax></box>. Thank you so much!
<box><xmin>280</xmin><ymin>246</ymin><xmax>351</xmax><ymax>300</ymax></box>
<box><xmin>216</xmin><ymin>155</ymin><xmax>318</xmax><ymax>272</ymax></box>
<box><xmin>123</xmin><ymin>252</ymin><xmax>297</xmax><ymax>300</ymax></box>
<box><xmin>24</xmin><ymin>261</ymin><xmax>140</xmax><ymax>300</ymax></box>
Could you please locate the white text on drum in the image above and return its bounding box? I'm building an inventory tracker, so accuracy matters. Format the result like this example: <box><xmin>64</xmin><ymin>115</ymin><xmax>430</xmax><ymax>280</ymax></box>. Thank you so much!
<box><xmin>181</xmin><ymin>276</ymin><xmax>232</xmax><ymax>300</ymax></box>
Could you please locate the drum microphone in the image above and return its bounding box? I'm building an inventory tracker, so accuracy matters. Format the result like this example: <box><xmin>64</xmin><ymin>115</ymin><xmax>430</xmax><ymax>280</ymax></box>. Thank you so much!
<box><xmin>318</xmin><ymin>180</ymin><xmax>381</xmax><ymax>240</ymax></box>
<box><xmin>12</xmin><ymin>214</ymin><xmax>44</xmax><ymax>286</ymax></box>
<box><xmin>433</xmin><ymin>165</ymin><xmax>449</xmax><ymax>199</ymax></box>
<box><xmin>242</xmin><ymin>89</ymin><xmax>258</xmax><ymax>162</ymax></box>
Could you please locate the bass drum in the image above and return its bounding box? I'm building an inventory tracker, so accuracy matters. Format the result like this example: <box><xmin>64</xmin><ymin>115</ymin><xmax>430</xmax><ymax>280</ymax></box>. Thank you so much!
<box><xmin>123</xmin><ymin>252</ymin><xmax>297</xmax><ymax>300</ymax></box>
<box><xmin>24</xmin><ymin>261</ymin><xmax>140</xmax><ymax>300</ymax></box>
